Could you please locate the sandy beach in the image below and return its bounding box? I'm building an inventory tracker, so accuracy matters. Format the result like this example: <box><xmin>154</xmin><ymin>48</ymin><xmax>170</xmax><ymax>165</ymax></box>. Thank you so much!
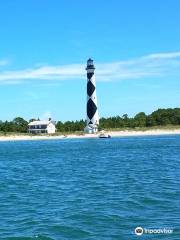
<box><xmin>0</xmin><ymin>129</ymin><xmax>180</xmax><ymax>141</ymax></box>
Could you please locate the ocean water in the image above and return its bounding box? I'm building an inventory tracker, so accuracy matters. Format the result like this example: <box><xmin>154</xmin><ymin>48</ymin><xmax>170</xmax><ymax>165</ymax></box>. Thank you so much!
<box><xmin>0</xmin><ymin>135</ymin><xmax>180</xmax><ymax>240</ymax></box>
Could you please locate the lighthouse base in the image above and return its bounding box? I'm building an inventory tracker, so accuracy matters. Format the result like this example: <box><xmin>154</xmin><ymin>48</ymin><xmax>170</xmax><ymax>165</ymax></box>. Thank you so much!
<box><xmin>84</xmin><ymin>125</ymin><xmax>98</xmax><ymax>134</ymax></box>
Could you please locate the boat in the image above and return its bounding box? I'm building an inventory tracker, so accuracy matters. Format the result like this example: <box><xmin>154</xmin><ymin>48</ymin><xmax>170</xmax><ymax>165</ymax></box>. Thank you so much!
<box><xmin>99</xmin><ymin>133</ymin><xmax>111</xmax><ymax>138</ymax></box>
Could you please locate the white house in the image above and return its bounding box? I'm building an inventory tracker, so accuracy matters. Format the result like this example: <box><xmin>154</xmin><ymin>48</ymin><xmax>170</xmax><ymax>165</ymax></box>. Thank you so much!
<box><xmin>28</xmin><ymin>120</ymin><xmax>56</xmax><ymax>134</ymax></box>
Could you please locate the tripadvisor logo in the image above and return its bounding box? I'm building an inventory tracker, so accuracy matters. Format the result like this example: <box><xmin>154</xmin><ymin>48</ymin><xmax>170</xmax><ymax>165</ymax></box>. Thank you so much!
<box><xmin>134</xmin><ymin>226</ymin><xmax>173</xmax><ymax>236</ymax></box>
<box><xmin>135</xmin><ymin>227</ymin><xmax>143</xmax><ymax>236</ymax></box>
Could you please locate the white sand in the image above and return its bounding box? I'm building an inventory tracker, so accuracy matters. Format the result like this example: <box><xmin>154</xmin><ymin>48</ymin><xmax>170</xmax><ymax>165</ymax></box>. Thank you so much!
<box><xmin>0</xmin><ymin>129</ymin><xmax>180</xmax><ymax>141</ymax></box>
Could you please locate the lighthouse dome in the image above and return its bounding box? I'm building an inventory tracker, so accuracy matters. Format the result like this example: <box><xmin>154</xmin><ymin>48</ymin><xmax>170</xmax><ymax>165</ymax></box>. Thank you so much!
<box><xmin>86</xmin><ymin>58</ymin><xmax>95</xmax><ymax>70</ymax></box>
<box><xmin>87</xmin><ymin>58</ymin><xmax>93</xmax><ymax>65</ymax></box>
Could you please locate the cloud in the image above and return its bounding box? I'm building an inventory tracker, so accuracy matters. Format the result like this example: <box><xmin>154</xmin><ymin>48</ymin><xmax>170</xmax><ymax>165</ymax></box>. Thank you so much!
<box><xmin>0</xmin><ymin>64</ymin><xmax>85</xmax><ymax>83</ymax></box>
<box><xmin>145</xmin><ymin>51</ymin><xmax>180</xmax><ymax>59</ymax></box>
<box><xmin>0</xmin><ymin>59</ymin><xmax>9</xmax><ymax>66</ymax></box>
<box><xmin>0</xmin><ymin>51</ymin><xmax>180</xmax><ymax>84</ymax></box>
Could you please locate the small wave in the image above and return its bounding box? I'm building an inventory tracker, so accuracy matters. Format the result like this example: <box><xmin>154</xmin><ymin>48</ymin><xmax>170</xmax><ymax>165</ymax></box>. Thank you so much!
<box><xmin>4</xmin><ymin>235</ymin><xmax>54</xmax><ymax>240</ymax></box>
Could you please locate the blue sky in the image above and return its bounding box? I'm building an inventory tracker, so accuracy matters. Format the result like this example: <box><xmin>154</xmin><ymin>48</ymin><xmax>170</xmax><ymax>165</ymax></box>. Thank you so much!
<box><xmin>0</xmin><ymin>0</ymin><xmax>180</xmax><ymax>121</ymax></box>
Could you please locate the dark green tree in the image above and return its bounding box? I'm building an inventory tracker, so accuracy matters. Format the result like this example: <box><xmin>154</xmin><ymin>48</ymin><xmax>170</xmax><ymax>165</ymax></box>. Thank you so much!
<box><xmin>134</xmin><ymin>112</ymin><xmax>147</xmax><ymax>127</ymax></box>
<box><xmin>13</xmin><ymin>117</ymin><xmax>28</xmax><ymax>132</ymax></box>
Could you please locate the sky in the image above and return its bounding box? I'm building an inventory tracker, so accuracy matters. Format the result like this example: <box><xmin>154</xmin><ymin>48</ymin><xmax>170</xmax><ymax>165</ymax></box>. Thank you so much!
<box><xmin>0</xmin><ymin>0</ymin><xmax>180</xmax><ymax>121</ymax></box>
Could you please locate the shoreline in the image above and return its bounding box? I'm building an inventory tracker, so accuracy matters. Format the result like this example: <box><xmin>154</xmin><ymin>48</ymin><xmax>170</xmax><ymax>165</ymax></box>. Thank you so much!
<box><xmin>0</xmin><ymin>129</ymin><xmax>180</xmax><ymax>141</ymax></box>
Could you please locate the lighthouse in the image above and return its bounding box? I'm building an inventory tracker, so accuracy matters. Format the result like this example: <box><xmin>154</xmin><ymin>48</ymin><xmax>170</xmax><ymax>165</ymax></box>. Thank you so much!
<box><xmin>84</xmin><ymin>58</ymin><xmax>99</xmax><ymax>133</ymax></box>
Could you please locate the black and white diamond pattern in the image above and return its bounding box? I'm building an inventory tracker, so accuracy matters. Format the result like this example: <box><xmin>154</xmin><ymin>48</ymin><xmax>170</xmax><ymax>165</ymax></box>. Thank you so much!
<box><xmin>85</xmin><ymin>58</ymin><xmax>99</xmax><ymax>133</ymax></box>
<box><xmin>87</xmin><ymin>80</ymin><xmax>95</xmax><ymax>96</ymax></box>
<box><xmin>87</xmin><ymin>72</ymin><xmax>94</xmax><ymax>80</ymax></box>
<box><xmin>87</xmin><ymin>98</ymin><xmax>97</xmax><ymax>120</ymax></box>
